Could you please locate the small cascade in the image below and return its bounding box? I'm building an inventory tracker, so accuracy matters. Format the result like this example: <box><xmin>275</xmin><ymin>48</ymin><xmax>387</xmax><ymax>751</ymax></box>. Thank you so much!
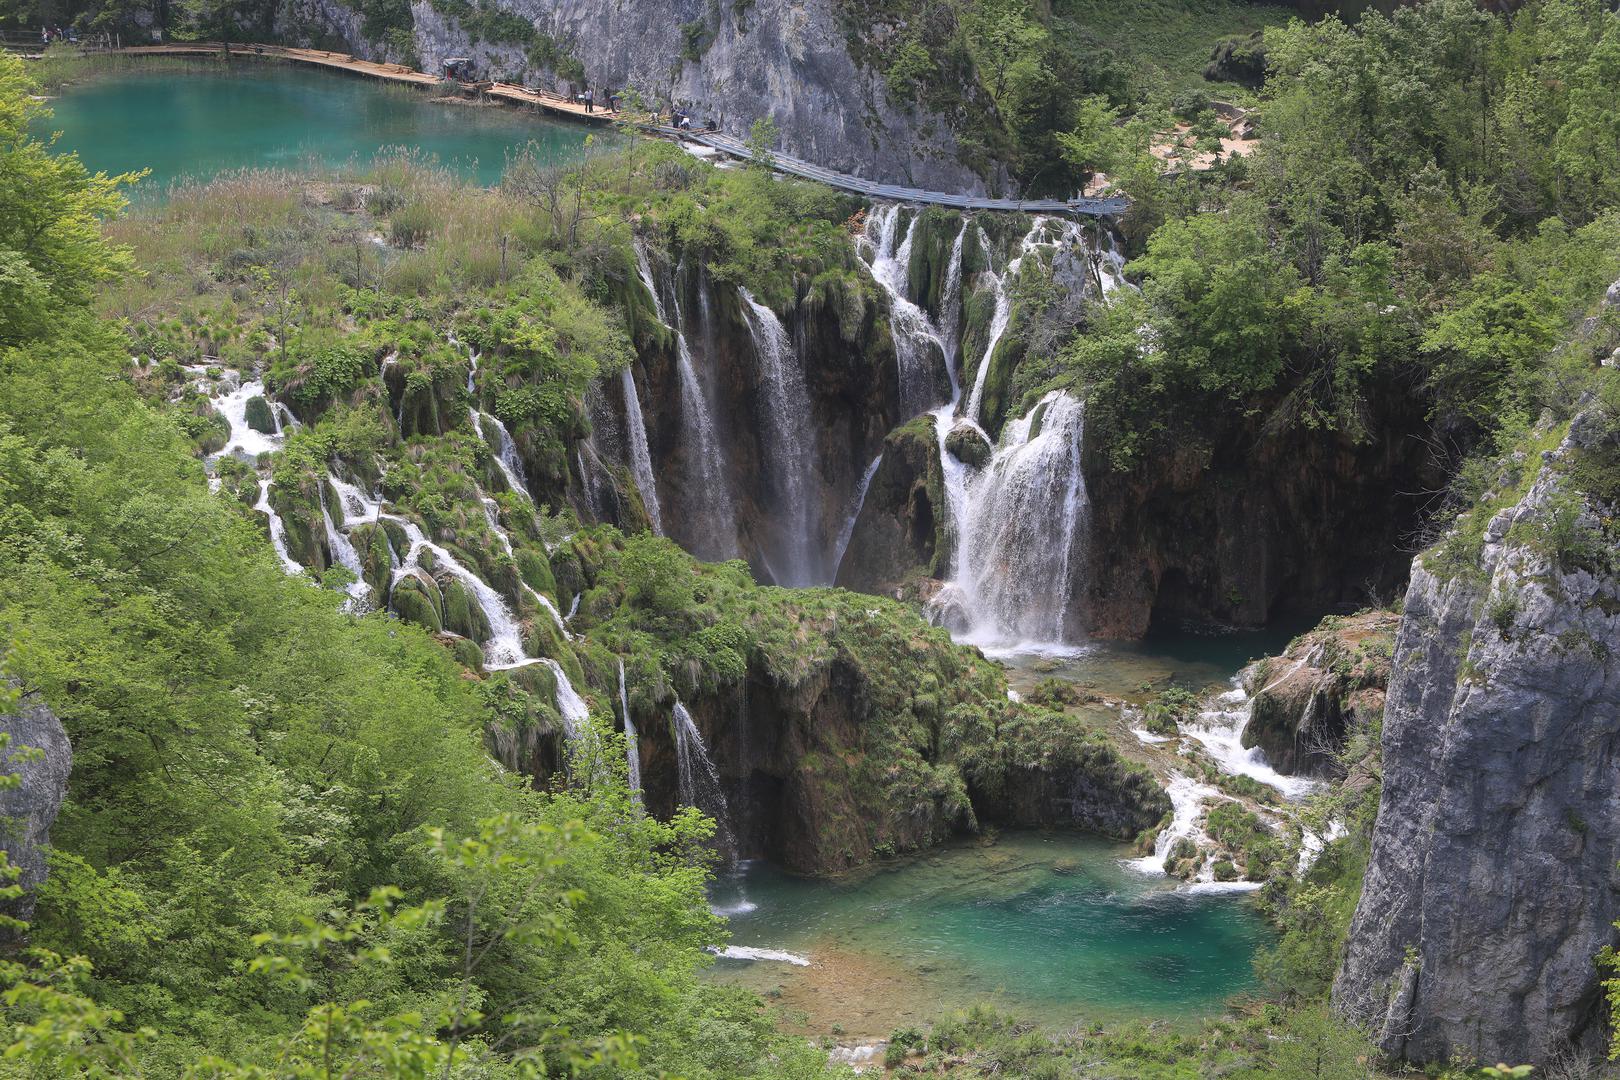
<box><xmin>388</xmin><ymin>516</ymin><xmax>534</xmax><ymax>669</ymax></box>
<box><xmin>739</xmin><ymin>288</ymin><xmax>820</xmax><ymax>585</ymax></box>
<box><xmin>671</xmin><ymin>700</ymin><xmax>737</xmax><ymax>860</ymax></box>
<box><xmin>319</xmin><ymin>486</ymin><xmax>372</xmax><ymax>607</ymax></box>
<box><xmin>963</xmin><ymin>218</ymin><xmax>1065</xmax><ymax>424</ymax></box>
<box><xmin>931</xmin><ymin>391</ymin><xmax>1089</xmax><ymax>648</ymax></box>
<box><xmin>1178</xmin><ymin>680</ymin><xmax>1320</xmax><ymax>802</ymax></box>
<box><xmin>832</xmin><ymin>453</ymin><xmax>883</xmax><ymax>576</ymax></box>
<box><xmin>535</xmin><ymin>592</ymin><xmax>573</xmax><ymax>640</ymax></box>
<box><xmin>860</xmin><ymin>205</ymin><xmax>951</xmax><ymax>418</ymax></box>
<box><xmin>618</xmin><ymin>366</ymin><xmax>663</xmax><ymax>533</ymax></box>
<box><xmin>939</xmin><ymin>220</ymin><xmax>969</xmax><ymax>381</ymax></box>
<box><xmin>540</xmin><ymin>657</ymin><xmax>590</xmax><ymax>742</ymax></box>
<box><xmin>481</xmin><ymin>413</ymin><xmax>531</xmax><ymax>500</ymax></box>
<box><xmin>634</xmin><ymin>242</ymin><xmax>737</xmax><ymax>560</ymax></box>
<box><xmin>1123</xmin><ymin>772</ymin><xmax>1222</xmax><ymax>876</ymax></box>
<box><xmin>212</xmin><ymin>377</ymin><xmax>286</xmax><ymax>461</ymax></box>
<box><xmin>254</xmin><ymin>478</ymin><xmax>305</xmax><ymax>575</ymax></box>
<box><xmin>465</xmin><ymin>349</ymin><xmax>533</xmax><ymax>500</ymax></box>
<box><xmin>480</xmin><ymin>497</ymin><xmax>513</xmax><ymax>556</ymax></box>
<box><xmin>618</xmin><ymin>659</ymin><xmax>642</xmax><ymax>803</ymax></box>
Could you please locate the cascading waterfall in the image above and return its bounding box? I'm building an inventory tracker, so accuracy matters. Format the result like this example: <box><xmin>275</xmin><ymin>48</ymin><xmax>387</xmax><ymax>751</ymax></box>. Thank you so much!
<box><xmin>860</xmin><ymin>205</ymin><xmax>951</xmax><ymax>417</ymax></box>
<box><xmin>634</xmin><ymin>242</ymin><xmax>737</xmax><ymax>560</ymax></box>
<box><xmin>541</xmin><ymin>657</ymin><xmax>590</xmax><ymax>742</ymax></box>
<box><xmin>963</xmin><ymin>218</ymin><xmax>1073</xmax><ymax>424</ymax></box>
<box><xmin>212</xmin><ymin>377</ymin><xmax>286</xmax><ymax>461</ymax></box>
<box><xmin>387</xmin><ymin>515</ymin><xmax>534</xmax><ymax>670</ymax></box>
<box><xmin>618</xmin><ymin>659</ymin><xmax>642</xmax><ymax>803</ymax></box>
<box><xmin>255</xmin><ymin>478</ymin><xmax>305</xmax><ymax>575</ymax></box>
<box><xmin>319</xmin><ymin>486</ymin><xmax>372</xmax><ymax>607</ymax></box>
<box><xmin>465</xmin><ymin>350</ymin><xmax>533</xmax><ymax>500</ymax></box>
<box><xmin>931</xmin><ymin>391</ymin><xmax>1089</xmax><ymax>648</ymax></box>
<box><xmin>739</xmin><ymin>288</ymin><xmax>821</xmax><ymax>585</ymax></box>
<box><xmin>618</xmin><ymin>366</ymin><xmax>663</xmax><ymax>533</ymax></box>
<box><xmin>671</xmin><ymin>700</ymin><xmax>737</xmax><ymax>860</ymax></box>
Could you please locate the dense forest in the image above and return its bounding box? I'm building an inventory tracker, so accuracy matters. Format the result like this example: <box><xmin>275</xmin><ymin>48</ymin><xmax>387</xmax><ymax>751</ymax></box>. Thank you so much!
<box><xmin>2</xmin><ymin>0</ymin><xmax>1620</xmax><ymax>1074</ymax></box>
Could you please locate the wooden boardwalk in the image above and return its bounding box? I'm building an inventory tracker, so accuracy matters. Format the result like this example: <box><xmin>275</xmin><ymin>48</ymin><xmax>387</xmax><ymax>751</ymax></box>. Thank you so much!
<box><xmin>95</xmin><ymin>43</ymin><xmax>1129</xmax><ymax>216</ymax></box>
<box><xmin>649</xmin><ymin>126</ymin><xmax>1128</xmax><ymax>216</ymax></box>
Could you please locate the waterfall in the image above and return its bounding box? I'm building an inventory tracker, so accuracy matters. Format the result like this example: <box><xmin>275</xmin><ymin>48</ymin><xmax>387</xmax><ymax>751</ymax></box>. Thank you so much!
<box><xmin>388</xmin><ymin>516</ymin><xmax>534</xmax><ymax>670</ymax></box>
<box><xmin>671</xmin><ymin>700</ymin><xmax>737</xmax><ymax>860</ymax></box>
<box><xmin>832</xmin><ymin>453</ymin><xmax>883</xmax><ymax>576</ymax></box>
<box><xmin>931</xmin><ymin>391</ymin><xmax>1089</xmax><ymax>648</ymax></box>
<box><xmin>965</xmin><ymin>219</ymin><xmax>1052</xmax><ymax>424</ymax></box>
<box><xmin>540</xmin><ymin>657</ymin><xmax>590</xmax><ymax>741</ymax></box>
<box><xmin>211</xmin><ymin>376</ymin><xmax>286</xmax><ymax>462</ymax></box>
<box><xmin>618</xmin><ymin>659</ymin><xmax>642</xmax><ymax>803</ymax></box>
<box><xmin>739</xmin><ymin>288</ymin><xmax>821</xmax><ymax>585</ymax></box>
<box><xmin>255</xmin><ymin>477</ymin><xmax>305</xmax><ymax>575</ymax></box>
<box><xmin>618</xmin><ymin>366</ymin><xmax>663</xmax><ymax>533</ymax></box>
<box><xmin>860</xmin><ymin>205</ymin><xmax>950</xmax><ymax>418</ymax></box>
<box><xmin>1123</xmin><ymin>772</ymin><xmax>1223</xmax><ymax>876</ymax></box>
<box><xmin>465</xmin><ymin>349</ymin><xmax>533</xmax><ymax>500</ymax></box>
<box><xmin>319</xmin><ymin>486</ymin><xmax>372</xmax><ymax>607</ymax></box>
<box><xmin>480</xmin><ymin>413</ymin><xmax>531</xmax><ymax>500</ymax></box>
<box><xmin>634</xmin><ymin>242</ymin><xmax>737</xmax><ymax>560</ymax></box>
<box><xmin>535</xmin><ymin>592</ymin><xmax>573</xmax><ymax>641</ymax></box>
<box><xmin>1178</xmin><ymin>681</ymin><xmax>1321</xmax><ymax>802</ymax></box>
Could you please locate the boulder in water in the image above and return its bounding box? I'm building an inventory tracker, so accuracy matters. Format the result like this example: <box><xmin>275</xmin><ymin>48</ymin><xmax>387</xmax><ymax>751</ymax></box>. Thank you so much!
<box><xmin>944</xmin><ymin>422</ymin><xmax>992</xmax><ymax>469</ymax></box>
<box><xmin>244</xmin><ymin>394</ymin><xmax>277</xmax><ymax>435</ymax></box>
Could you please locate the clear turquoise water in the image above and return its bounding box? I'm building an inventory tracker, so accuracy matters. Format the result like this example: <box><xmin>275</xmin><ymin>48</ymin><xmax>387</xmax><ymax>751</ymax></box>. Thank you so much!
<box><xmin>37</xmin><ymin>62</ymin><xmax>594</xmax><ymax>194</ymax></box>
<box><xmin>708</xmin><ymin>832</ymin><xmax>1269</xmax><ymax>1036</ymax></box>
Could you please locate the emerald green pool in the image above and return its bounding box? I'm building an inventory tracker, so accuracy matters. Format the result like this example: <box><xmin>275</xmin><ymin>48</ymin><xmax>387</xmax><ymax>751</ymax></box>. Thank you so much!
<box><xmin>38</xmin><ymin>61</ymin><xmax>593</xmax><ymax>194</ymax></box>
<box><xmin>708</xmin><ymin>832</ymin><xmax>1269</xmax><ymax>1037</ymax></box>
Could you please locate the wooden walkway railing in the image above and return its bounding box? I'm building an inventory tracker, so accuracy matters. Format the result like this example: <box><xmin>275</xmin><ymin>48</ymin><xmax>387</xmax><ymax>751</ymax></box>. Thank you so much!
<box><xmin>59</xmin><ymin>42</ymin><xmax>1130</xmax><ymax>217</ymax></box>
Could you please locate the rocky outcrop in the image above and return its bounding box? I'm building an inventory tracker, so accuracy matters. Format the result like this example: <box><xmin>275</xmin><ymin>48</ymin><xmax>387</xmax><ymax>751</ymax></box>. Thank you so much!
<box><xmin>0</xmin><ymin>692</ymin><xmax>72</xmax><ymax>926</ymax></box>
<box><xmin>1241</xmin><ymin>610</ymin><xmax>1397</xmax><ymax>776</ymax></box>
<box><xmin>835</xmin><ymin>415</ymin><xmax>943</xmax><ymax>593</ymax></box>
<box><xmin>1334</xmin><ymin>409</ymin><xmax>1620</xmax><ymax>1066</ymax></box>
<box><xmin>279</xmin><ymin>0</ymin><xmax>989</xmax><ymax>193</ymax></box>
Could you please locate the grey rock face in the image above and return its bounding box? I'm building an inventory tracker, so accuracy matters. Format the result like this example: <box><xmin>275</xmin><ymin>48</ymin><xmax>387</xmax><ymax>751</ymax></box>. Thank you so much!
<box><xmin>0</xmin><ymin>692</ymin><xmax>72</xmax><ymax>923</ymax></box>
<box><xmin>281</xmin><ymin>0</ymin><xmax>989</xmax><ymax>193</ymax></box>
<box><xmin>1333</xmin><ymin>414</ymin><xmax>1620</xmax><ymax>1065</ymax></box>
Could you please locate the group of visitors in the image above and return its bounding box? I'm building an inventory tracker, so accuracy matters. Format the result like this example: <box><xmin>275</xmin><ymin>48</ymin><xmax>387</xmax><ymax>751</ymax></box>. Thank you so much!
<box><xmin>669</xmin><ymin>108</ymin><xmax>718</xmax><ymax>132</ymax></box>
<box><xmin>39</xmin><ymin>24</ymin><xmax>76</xmax><ymax>44</ymax></box>
<box><xmin>574</xmin><ymin>88</ymin><xmax>622</xmax><ymax>113</ymax></box>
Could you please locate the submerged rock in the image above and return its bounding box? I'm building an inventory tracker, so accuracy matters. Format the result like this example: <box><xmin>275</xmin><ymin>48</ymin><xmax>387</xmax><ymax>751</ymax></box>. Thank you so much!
<box><xmin>1334</xmin><ymin>410</ymin><xmax>1620</xmax><ymax>1066</ymax></box>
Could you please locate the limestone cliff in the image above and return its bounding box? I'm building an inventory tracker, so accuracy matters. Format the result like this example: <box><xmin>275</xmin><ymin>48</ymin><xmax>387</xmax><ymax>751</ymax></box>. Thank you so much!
<box><xmin>1333</xmin><ymin>407</ymin><xmax>1620</xmax><ymax>1065</ymax></box>
<box><xmin>0</xmin><ymin>692</ymin><xmax>72</xmax><ymax>926</ymax></box>
<box><xmin>278</xmin><ymin>0</ymin><xmax>989</xmax><ymax>193</ymax></box>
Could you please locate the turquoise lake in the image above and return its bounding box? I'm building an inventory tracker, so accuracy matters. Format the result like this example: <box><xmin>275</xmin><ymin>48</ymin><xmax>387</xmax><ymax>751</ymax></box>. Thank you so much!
<box><xmin>707</xmin><ymin>832</ymin><xmax>1269</xmax><ymax>1037</ymax></box>
<box><xmin>36</xmin><ymin>61</ymin><xmax>594</xmax><ymax>194</ymax></box>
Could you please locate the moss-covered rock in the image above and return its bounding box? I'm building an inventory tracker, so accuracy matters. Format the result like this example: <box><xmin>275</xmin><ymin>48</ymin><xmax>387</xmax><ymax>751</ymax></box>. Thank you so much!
<box><xmin>391</xmin><ymin>571</ymin><xmax>443</xmax><ymax>633</ymax></box>
<box><xmin>944</xmin><ymin>421</ymin><xmax>992</xmax><ymax>469</ymax></box>
<box><xmin>244</xmin><ymin>395</ymin><xmax>277</xmax><ymax>435</ymax></box>
<box><xmin>440</xmin><ymin>578</ymin><xmax>492</xmax><ymax>642</ymax></box>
